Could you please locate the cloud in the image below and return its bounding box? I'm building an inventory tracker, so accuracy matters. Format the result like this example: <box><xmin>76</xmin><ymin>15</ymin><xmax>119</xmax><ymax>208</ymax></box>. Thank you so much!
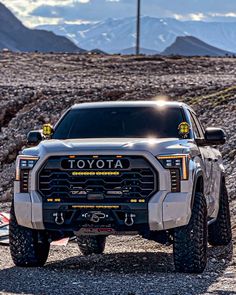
<box><xmin>31</xmin><ymin>0</ymin><xmax>136</xmax><ymax>21</ymax></box>
<box><xmin>209</xmin><ymin>12</ymin><xmax>236</xmax><ymax>18</ymax></box>
<box><xmin>174</xmin><ymin>13</ymin><xmax>206</xmax><ymax>21</ymax></box>
<box><xmin>1</xmin><ymin>0</ymin><xmax>89</xmax><ymax>26</ymax></box>
<box><xmin>174</xmin><ymin>11</ymin><xmax>236</xmax><ymax>22</ymax></box>
<box><xmin>2</xmin><ymin>0</ymin><xmax>236</xmax><ymax>27</ymax></box>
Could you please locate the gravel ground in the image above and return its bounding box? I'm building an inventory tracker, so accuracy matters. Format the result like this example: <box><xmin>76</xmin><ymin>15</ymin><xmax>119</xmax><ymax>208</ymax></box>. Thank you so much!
<box><xmin>0</xmin><ymin>202</ymin><xmax>235</xmax><ymax>295</ymax></box>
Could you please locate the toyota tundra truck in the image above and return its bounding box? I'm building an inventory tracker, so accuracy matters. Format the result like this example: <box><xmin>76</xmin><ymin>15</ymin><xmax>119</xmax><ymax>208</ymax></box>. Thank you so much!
<box><xmin>10</xmin><ymin>101</ymin><xmax>232</xmax><ymax>273</ymax></box>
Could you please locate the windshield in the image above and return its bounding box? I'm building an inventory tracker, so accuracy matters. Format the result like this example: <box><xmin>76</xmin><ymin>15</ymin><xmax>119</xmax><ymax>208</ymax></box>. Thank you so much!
<box><xmin>53</xmin><ymin>106</ymin><xmax>186</xmax><ymax>139</ymax></box>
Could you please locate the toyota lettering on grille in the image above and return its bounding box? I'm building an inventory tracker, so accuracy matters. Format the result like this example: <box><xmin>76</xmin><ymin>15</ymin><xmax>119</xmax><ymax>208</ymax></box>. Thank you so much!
<box><xmin>61</xmin><ymin>158</ymin><xmax>130</xmax><ymax>170</ymax></box>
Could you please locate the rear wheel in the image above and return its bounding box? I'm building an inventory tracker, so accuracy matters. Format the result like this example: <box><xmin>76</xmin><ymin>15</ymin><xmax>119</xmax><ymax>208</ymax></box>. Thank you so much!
<box><xmin>208</xmin><ymin>181</ymin><xmax>232</xmax><ymax>246</ymax></box>
<box><xmin>9</xmin><ymin>203</ymin><xmax>50</xmax><ymax>267</ymax></box>
<box><xmin>173</xmin><ymin>192</ymin><xmax>208</xmax><ymax>273</ymax></box>
<box><xmin>77</xmin><ymin>236</ymin><xmax>106</xmax><ymax>256</ymax></box>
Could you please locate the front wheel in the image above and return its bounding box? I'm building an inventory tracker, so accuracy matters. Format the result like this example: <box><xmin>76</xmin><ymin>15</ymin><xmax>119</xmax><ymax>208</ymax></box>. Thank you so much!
<box><xmin>9</xmin><ymin>203</ymin><xmax>50</xmax><ymax>267</ymax></box>
<box><xmin>77</xmin><ymin>236</ymin><xmax>106</xmax><ymax>256</ymax></box>
<box><xmin>208</xmin><ymin>180</ymin><xmax>232</xmax><ymax>246</ymax></box>
<box><xmin>173</xmin><ymin>192</ymin><xmax>208</xmax><ymax>273</ymax></box>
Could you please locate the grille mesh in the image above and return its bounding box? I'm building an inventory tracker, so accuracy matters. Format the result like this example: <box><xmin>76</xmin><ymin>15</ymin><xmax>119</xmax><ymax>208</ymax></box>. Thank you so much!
<box><xmin>38</xmin><ymin>156</ymin><xmax>157</xmax><ymax>202</ymax></box>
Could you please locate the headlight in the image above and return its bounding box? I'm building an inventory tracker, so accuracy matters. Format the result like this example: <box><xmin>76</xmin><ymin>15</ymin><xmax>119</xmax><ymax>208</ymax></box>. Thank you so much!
<box><xmin>157</xmin><ymin>155</ymin><xmax>189</xmax><ymax>180</ymax></box>
<box><xmin>15</xmin><ymin>156</ymin><xmax>39</xmax><ymax>192</ymax></box>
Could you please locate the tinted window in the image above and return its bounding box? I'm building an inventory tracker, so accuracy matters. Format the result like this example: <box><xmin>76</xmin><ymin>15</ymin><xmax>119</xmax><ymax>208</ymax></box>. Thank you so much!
<box><xmin>53</xmin><ymin>107</ymin><xmax>185</xmax><ymax>139</ymax></box>
<box><xmin>191</xmin><ymin>112</ymin><xmax>205</xmax><ymax>138</ymax></box>
<box><xmin>190</xmin><ymin>113</ymin><xmax>201</xmax><ymax>138</ymax></box>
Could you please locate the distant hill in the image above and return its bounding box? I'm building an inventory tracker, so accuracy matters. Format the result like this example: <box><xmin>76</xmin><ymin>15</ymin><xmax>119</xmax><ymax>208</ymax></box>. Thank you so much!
<box><xmin>162</xmin><ymin>36</ymin><xmax>234</xmax><ymax>57</ymax></box>
<box><xmin>37</xmin><ymin>16</ymin><xmax>236</xmax><ymax>53</ymax></box>
<box><xmin>0</xmin><ymin>2</ymin><xmax>84</xmax><ymax>53</ymax></box>
<box><xmin>89</xmin><ymin>49</ymin><xmax>107</xmax><ymax>55</ymax></box>
<box><xmin>120</xmin><ymin>47</ymin><xmax>159</xmax><ymax>55</ymax></box>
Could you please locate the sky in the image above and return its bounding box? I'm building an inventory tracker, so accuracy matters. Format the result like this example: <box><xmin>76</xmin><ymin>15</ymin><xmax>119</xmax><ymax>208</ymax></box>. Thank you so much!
<box><xmin>2</xmin><ymin>0</ymin><xmax>236</xmax><ymax>27</ymax></box>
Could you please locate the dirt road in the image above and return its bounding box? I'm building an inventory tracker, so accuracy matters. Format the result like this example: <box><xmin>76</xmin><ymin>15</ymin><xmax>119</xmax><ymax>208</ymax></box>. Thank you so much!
<box><xmin>0</xmin><ymin>201</ymin><xmax>235</xmax><ymax>295</ymax></box>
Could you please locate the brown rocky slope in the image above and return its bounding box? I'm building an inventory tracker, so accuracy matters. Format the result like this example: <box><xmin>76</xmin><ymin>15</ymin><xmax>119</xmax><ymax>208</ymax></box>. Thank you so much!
<box><xmin>0</xmin><ymin>52</ymin><xmax>235</xmax><ymax>201</ymax></box>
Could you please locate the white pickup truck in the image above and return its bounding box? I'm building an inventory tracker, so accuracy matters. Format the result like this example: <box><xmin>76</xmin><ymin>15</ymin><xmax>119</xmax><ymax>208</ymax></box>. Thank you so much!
<box><xmin>10</xmin><ymin>101</ymin><xmax>232</xmax><ymax>273</ymax></box>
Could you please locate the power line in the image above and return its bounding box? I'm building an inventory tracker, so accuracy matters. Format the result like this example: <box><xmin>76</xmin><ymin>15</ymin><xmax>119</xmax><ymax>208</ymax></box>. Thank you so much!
<box><xmin>136</xmin><ymin>0</ymin><xmax>141</xmax><ymax>55</ymax></box>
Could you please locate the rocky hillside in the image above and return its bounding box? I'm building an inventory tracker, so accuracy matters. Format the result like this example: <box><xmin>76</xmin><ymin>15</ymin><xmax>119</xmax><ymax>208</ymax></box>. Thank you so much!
<box><xmin>0</xmin><ymin>2</ymin><xmax>82</xmax><ymax>52</ymax></box>
<box><xmin>162</xmin><ymin>36</ymin><xmax>233</xmax><ymax>56</ymax></box>
<box><xmin>0</xmin><ymin>52</ymin><xmax>236</xmax><ymax>202</ymax></box>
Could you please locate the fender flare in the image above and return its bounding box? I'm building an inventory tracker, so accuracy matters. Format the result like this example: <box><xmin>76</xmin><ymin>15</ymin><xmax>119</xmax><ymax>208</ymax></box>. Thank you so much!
<box><xmin>221</xmin><ymin>171</ymin><xmax>226</xmax><ymax>182</ymax></box>
<box><xmin>191</xmin><ymin>169</ymin><xmax>204</xmax><ymax>208</ymax></box>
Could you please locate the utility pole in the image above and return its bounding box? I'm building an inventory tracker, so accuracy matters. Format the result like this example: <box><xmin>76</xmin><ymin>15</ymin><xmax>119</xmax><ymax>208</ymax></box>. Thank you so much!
<box><xmin>136</xmin><ymin>0</ymin><xmax>141</xmax><ymax>55</ymax></box>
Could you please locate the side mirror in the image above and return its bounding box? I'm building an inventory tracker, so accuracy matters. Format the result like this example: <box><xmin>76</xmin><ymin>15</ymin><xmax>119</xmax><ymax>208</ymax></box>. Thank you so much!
<box><xmin>204</xmin><ymin>127</ymin><xmax>226</xmax><ymax>145</ymax></box>
<box><xmin>42</xmin><ymin>124</ymin><xmax>54</xmax><ymax>137</ymax></box>
<box><xmin>27</xmin><ymin>130</ymin><xmax>43</xmax><ymax>145</ymax></box>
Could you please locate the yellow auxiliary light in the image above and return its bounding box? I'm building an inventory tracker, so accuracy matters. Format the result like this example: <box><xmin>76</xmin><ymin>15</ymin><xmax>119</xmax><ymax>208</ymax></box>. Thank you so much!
<box><xmin>178</xmin><ymin>122</ymin><xmax>190</xmax><ymax>137</ymax></box>
<box><xmin>42</xmin><ymin>123</ymin><xmax>54</xmax><ymax>137</ymax></box>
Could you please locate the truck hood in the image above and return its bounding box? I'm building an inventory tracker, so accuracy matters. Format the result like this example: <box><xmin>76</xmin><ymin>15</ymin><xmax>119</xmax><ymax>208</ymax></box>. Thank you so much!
<box><xmin>22</xmin><ymin>138</ymin><xmax>194</xmax><ymax>157</ymax></box>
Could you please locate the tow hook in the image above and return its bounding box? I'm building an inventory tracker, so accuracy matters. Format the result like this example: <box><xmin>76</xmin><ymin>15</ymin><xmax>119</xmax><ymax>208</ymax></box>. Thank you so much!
<box><xmin>124</xmin><ymin>213</ymin><xmax>136</xmax><ymax>227</ymax></box>
<box><xmin>53</xmin><ymin>212</ymin><xmax>65</xmax><ymax>225</ymax></box>
<box><xmin>82</xmin><ymin>212</ymin><xmax>107</xmax><ymax>223</ymax></box>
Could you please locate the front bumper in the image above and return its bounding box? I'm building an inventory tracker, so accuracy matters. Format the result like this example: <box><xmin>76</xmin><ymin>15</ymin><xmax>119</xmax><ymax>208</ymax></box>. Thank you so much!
<box><xmin>14</xmin><ymin>150</ymin><xmax>194</xmax><ymax>233</ymax></box>
<box><xmin>43</xmin><ymin>202</ymin><xmax>148</xmax><ymax>233</ymax></box>
<box><xmin>14</xmin><ymin>186</ymin><xmax>192</xmax><ymax>232</ymax></box>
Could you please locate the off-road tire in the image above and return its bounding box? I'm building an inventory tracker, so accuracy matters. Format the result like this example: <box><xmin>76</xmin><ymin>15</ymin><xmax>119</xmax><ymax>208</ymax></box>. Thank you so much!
<box><xmin>208</xmin><ymin>181</ymin><xmax>232</xmax><ymax>246</ymax></box>
<box><xmin>9</xmin><ymin>203</ymin><xmax>50</xmax><ymax>267</ymax></box>
<box><xmin>173</xmin><ymin>192</ymin><xmax>208</xmax><ymax>273</ymax></box>
<box><xmin>77</xmin><ymin>236</ymin><xmax>106</xmax><ymax>256</ymax></box>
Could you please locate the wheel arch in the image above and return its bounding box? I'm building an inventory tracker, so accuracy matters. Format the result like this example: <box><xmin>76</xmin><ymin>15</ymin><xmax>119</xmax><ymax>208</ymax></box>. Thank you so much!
<box><xmin>221</xmin><ymin>172</ymin><xmax>226</xmax><ymax>184</ymax></box>
<box><xmin>191</xmin><ymin>169</ymin><xmax>204</xmax><ymax>208</ymax></box>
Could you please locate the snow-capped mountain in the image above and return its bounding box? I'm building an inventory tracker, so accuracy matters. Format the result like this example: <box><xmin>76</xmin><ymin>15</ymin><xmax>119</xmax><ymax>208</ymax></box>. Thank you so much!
<box><xmin>37</xmin><ymin>16</ymin><xmax>236</xmax><ymax>54</ymax></box>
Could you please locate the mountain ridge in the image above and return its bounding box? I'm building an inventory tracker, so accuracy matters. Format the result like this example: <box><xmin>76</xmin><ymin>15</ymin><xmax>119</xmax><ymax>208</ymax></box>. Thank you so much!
<box><xmin>0</xmin><ymin>2</ymin><xmax>84</xmax><ymax>53</ymax></box>
<box><xmin>37</xmin><ymin>16</ymin><xmax>236</xmax><ymax>54</ymax></box>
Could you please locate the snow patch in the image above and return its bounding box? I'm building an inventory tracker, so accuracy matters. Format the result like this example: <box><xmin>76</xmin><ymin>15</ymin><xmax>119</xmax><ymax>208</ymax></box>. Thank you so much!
<box><xmin>158</xmin><ymin>34</ymin><xmax>165</xmax><ymax>43</ymax></box>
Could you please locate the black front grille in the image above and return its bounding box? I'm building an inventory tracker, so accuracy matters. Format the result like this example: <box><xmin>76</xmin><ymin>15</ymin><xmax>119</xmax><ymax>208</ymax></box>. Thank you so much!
<box><xmin>38</xmin><ymin>156</ymin><xmax>158</xmax><ymax>202</ymax></box>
